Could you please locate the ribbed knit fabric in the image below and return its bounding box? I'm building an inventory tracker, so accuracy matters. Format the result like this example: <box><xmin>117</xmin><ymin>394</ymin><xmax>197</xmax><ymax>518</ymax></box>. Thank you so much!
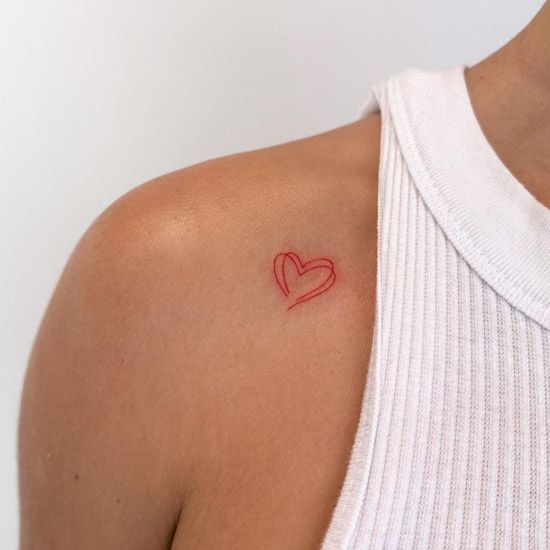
<box><xmin>320</xmin><ymin>64</ymin><xmax>550</xmax><ymax>549</ymax></box>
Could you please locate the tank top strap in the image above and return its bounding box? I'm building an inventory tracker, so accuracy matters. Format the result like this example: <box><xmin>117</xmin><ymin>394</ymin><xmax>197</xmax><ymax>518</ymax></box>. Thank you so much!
<box><xmin>321</xmin><ymin>63</ymin><xmax>550</xmax><ymax>550</ymax></box>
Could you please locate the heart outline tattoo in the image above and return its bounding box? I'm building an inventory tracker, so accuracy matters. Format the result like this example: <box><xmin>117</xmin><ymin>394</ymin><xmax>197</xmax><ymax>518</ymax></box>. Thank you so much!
<box><xmin>273</xmin><ymin>251</ymin><xmax>336</xmax><ymax>310</ymax></box>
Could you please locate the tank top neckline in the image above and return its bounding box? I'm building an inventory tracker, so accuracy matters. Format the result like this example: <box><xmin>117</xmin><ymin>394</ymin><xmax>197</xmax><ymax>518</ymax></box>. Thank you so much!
<box><xmin>361</xmin><ymin>63</ymin><xmax>550</xmax><ymax>330</ymax></box>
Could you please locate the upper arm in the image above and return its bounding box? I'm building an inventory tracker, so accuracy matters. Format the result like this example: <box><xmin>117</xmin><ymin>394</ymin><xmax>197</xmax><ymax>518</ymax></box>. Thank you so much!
<box><xmin>17</xmin><ymin>171</ymin><xmax>210</xmax><ymax>549</ymax></box>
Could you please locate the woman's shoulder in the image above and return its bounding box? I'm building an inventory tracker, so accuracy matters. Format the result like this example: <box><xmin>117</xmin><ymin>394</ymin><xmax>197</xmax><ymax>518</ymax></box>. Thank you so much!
<box><xmin>18</xmin><ymin>112</ymin><xmax>381</xmax><ymax>547</ymax></box>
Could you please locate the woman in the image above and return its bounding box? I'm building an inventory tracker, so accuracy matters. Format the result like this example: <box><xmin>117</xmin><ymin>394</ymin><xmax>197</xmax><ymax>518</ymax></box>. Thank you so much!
<box><xmin>18</xmin><ymin>2</ymin><xmax>550</xmax><ymax>548</ymax></box>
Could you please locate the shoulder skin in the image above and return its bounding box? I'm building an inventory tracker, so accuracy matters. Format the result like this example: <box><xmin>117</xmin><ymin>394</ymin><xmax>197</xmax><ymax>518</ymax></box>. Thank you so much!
<box><xmin>18</xmin><ymin>112</ymin><xmax>381</xmax><ymax>549</ymax></box>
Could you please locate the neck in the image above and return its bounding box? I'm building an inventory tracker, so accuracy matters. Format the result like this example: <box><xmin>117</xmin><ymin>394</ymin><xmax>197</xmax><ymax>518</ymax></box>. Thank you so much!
<box><xmin>464</xmin><ymin>1</ymin><xmax>550</xmax><ymax>207</ymax></box>
<box><xmin>514</xmin><ymin>1</ymin><xmax>550</xmax><ymax>90</ymax></box>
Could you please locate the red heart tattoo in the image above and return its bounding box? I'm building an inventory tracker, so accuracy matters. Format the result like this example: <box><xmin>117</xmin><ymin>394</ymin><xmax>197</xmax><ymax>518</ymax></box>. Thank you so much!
<box><xmin>273</xmin><ymin>251</ymin><xmax>336</xmax><ymax>310</ymax></box>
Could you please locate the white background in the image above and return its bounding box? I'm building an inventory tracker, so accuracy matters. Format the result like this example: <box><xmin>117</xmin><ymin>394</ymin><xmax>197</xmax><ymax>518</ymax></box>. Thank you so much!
<box><xmin>1</xmin><ymin>0</ymin><xmax>543</xmax><ymax>545</ymax></box>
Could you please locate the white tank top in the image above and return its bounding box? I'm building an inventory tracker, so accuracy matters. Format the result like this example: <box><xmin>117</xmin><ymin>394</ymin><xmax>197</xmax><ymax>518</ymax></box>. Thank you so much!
<box><xmin>320</xmin><ymin>64</ymin><xmax>550</xmax><ymax>549</ymax></box>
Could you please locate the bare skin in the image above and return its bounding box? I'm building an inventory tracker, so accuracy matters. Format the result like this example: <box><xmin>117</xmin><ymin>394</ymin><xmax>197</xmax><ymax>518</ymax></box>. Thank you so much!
<box><xmin>18</xmin><ymin>113</ymin><xmax>380</xmax><ymax>549</ymax></box>
<box><xmin>464</xmin><ymin>0</ymin><xmax>550</xmax><ymax>210</ymax></box>
<box><xmin>18</xmin><ymin>1</ymin><xmax>550</xmax><ymax>547</ymax></box>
